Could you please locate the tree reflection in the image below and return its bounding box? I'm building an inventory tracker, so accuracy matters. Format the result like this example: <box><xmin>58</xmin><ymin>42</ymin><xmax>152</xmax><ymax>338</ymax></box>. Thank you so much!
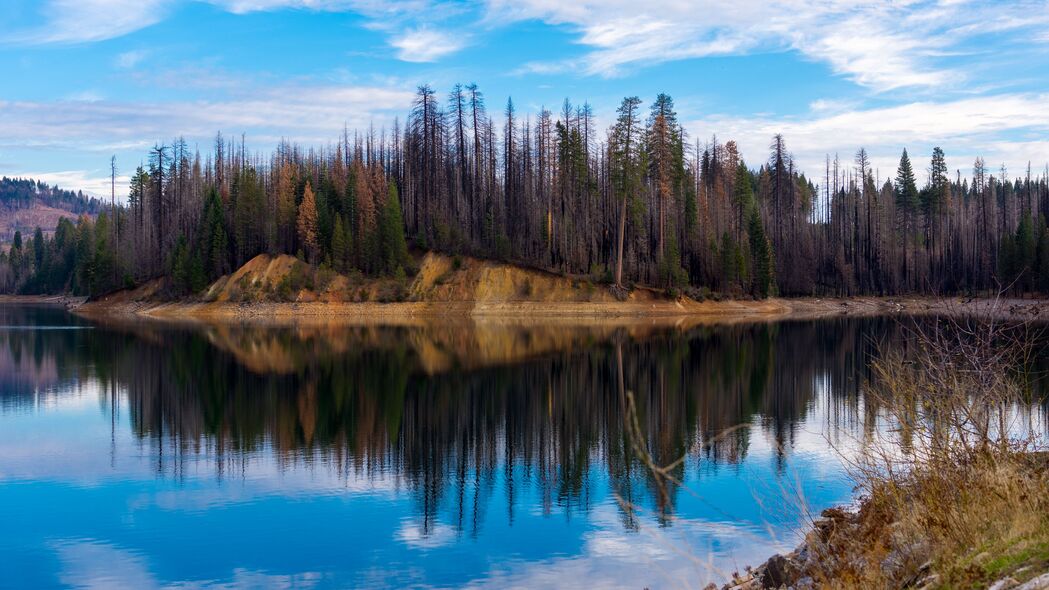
<box><xmin>3</xmin><ymin>306</ymin><xmax>1045</xmax><ymax>537</ymax></box>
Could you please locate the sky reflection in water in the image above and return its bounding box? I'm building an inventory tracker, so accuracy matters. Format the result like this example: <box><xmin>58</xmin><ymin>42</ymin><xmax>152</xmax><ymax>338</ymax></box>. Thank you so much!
<box><xmin>0</xmin><ymin>305</ymin><xmax>956</xmax><ymax>589</ymax></box>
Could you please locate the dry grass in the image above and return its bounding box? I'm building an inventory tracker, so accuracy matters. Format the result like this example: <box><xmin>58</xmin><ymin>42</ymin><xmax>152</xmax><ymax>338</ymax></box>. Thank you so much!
<box><xmin>602</xmin><ymin>298</ymin><xmax>1049</xmax><ymax>589</ymax></box>
<box><xmin>805</xmin><ymin>308</ymin><xmax>1049</xmax><ymax>589</ymax></box>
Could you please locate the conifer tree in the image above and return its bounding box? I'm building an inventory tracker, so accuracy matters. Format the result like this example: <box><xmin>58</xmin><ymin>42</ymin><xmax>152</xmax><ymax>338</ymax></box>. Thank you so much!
<box><xmin>379</xmin><ymin>183</ymin><xmax>410</xmax><ymax>275</ymax></box>
<box><xmin>297</xmin><ymin>181</ymin><xmax>319</xmax><ymax>262</ymax></box>
<box><xmin>749</xmin><ymin>209</ymin><xmax>774</xmax><ymax>298</ymax></box>
<box><xmin>275</xmin><ymin>162</ymin><xmax>297</xmax><ymax>252</ymax></box>
<box><xmin>610</xmin><ymin>96</ymin><xmax>643</xmax><ymax>290</ymax></box>
<box><xmin>1036</xmin><ymin>218</ymin><xmax>1049</xmax><ymax>293</ymax></box>
<box><xmin>720</xmin><ymin>232</ymin><xmax>738</xmax><ymax>291</ymax></box>
<box><xmin>732</xmin><ymin>163</ymin><xmax>754</xmax><ymax>242</ymax></box>
<box><xmin>331</xmin><ymin>214</ymin><xmax>347</xmax><ymax>273</ymax></box>
<box><xmin>895</xmin><ymin>149</ymin><xmax>919</xmax><ymax>212</ymax></box>
<box><xmin>895</xmin><ymin>149</ymin><xmax>920</xmax><ymax>288</ymax></box>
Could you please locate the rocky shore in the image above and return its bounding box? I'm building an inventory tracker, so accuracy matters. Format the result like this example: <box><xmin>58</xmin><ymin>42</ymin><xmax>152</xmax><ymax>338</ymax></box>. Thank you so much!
<box><xmin>712</xmin><ymin>507</ymin><xmax>1049</xmax><ymax>590</ymax></box>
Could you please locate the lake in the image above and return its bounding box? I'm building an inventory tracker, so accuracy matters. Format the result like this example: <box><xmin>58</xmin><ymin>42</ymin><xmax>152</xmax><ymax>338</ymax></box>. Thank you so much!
<box><xmin>1</xmin><ymin>304</ymin><xmax>1037</xmax><ymax>589</ymax></box>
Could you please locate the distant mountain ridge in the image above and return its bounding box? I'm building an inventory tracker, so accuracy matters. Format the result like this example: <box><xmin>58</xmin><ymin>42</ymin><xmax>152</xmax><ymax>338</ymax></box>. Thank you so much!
<box><xmin>0</xmin><ymin>177</ymin><xmax>103</xmax><ymax>244</ymax></box>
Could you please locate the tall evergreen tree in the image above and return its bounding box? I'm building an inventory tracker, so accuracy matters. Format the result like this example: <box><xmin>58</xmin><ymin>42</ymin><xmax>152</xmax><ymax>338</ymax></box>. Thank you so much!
<box><xmin>297</xmin><ymin>181</ymin><xmax>319</xmax><ymax>262</ymax></box>
<box><xmin>748</xmin><ymin>209</ymin><xmax>774</xmax><ymax>298</ymax></box>
<box><xmin>379</xmin><ymin>183</ymin><xmax>410</xmax><ymax>275</ymax></box>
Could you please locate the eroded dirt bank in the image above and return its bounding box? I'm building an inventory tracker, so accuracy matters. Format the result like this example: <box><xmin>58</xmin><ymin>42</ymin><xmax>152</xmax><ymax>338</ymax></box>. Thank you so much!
<box><xmin>48</xmin><ymin>251</ymin><xmax>1049</xmax><ymax>325</ymax></box>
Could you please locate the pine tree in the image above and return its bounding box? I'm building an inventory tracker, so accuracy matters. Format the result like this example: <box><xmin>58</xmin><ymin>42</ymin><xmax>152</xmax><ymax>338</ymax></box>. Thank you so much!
<box><xmin>1015</xmin><ymin>213</ymin><xmax>1036</xmax><ymax>292</ymax></box>
<box><xmin>188</xmin><ymin>248</ymin><xmax>207</xmax><ymax>293</ymax></box>
<box><xmin>999</xmin><ymin>234</ymin><xmax>1017</xmax><ymax>287</ymax></box>
<box><xmin>32</xmin><ymin>227</ymin><xmax>44</xmax><ymax>271</ymax></box>
<box><xmin>895</xmin><ymin>149</ymin><xmax>920</xmax><ymax>289</ymax></box>
<box><xmin>211</xmin><ymin>225</ymin><xmax>228</xmax><ymax>279</ymax></box>
<box><xmin>659</xmin><ymin>231</ymin><xmax>687</xmax><ymax>289</ymax></box>
<box><xmin>331</xmin><ymin>214</ymin><xmax>347</xmax><ymax>273</ymax></box>
<box><xmin>1036</xmin><ymin>218</ymin><xmax>1049</xmax><ymax>293</ymax></box>
<box><xmin>297</xmin><ymin>181</ymin><xmax>319</xmax><ymax>262</ymax></box>
<box><xmin>170</xmin><ymin>236</ymin><xmax>189</xmax><ymax>295</ymax></box>
<box><xmin>275</xmin><ymin>162</ymin><xmax>297</xmax><ymax>252</ymax></box>
<box><xmin>200</xmin><ymin>188</ymin><xmax>228</xmax><ymax>279</ymax></box>
<box><xmin>610</xmin><ymin>96</ymin><xmax>643</xmax><ymax>289</ymax></box>
<box><xmin>720</xmin><ymin>232</ymin><xmax>738</xmax><ymax>291</ymax></box>
<box><xmin>924</xmin><ymin>146</ymin><xmax>949</xmax><ymax>217</ymax></box>
<box><xmin>379</xmin><ymin>182</ymin><xmax>410</xmax><ymax>275</ymax></box>
<box><xmin>733</xmin><ymin>163</ymin><xmax>754</xmax><ymax>241</ymax></box>
<box><xmin>749</xmin><ymin>209</ymin><xmax>775</xmax><ymax>298</ymax></box>
<box><xmin>234</xmin><ymin>167</ymin><xmax>266</xmax><ymax>264</ymax></box>
<box><xmin>647</xmin><ymin>93</ymin><xmax>680</xmax><ymax>259</ymax></box>
<box><xmin>8</xmin><ymin>231</ymin><xmax>23</xmax><ymax>280</ymax></box>
<box><xmin>895</xmin><ymin>149</ymin><xmax>919</xmax><ymax>212</ymax></box>
<box><xmin>91</xmin><ymin>214</ymin><xmax>113</xmax><ymax>294</ymax></box>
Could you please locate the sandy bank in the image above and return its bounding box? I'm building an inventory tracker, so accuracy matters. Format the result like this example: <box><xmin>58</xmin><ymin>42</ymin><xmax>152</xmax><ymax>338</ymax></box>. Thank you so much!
<box><xmin>69</xmin><ymin>295</ymin><xmax>1049</xmax><ymax>327</ymax></box>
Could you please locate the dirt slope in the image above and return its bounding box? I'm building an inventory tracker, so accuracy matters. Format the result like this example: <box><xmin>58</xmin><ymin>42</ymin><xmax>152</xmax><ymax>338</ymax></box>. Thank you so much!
<box><xmin>77</xmin><ymin>251</ymin><xmax>796</xmax><ymax>320</ymax></box>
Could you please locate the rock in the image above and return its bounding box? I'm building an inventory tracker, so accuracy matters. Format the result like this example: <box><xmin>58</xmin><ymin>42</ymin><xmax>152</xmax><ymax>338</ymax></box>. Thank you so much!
<box><xmin>722</xmin><ymin>574</ymin><xmax>762</xmax><ymax>590</ymax></box>
<box><xmin>915</xmin><ymin>573</ymin><xmax>940</xmax><ymax>590</ymax></box>
<box><xmin>988</xmin><ymin>577</ymin><xmax>1020</xmax><ymax>590</ymax></box>
<box><xmin>761</xmin><ymin>554</ymin><xmax>800</xmax><ymax>588</ymax></box>
<box><xmin>1016</xmin><ymin>573</ymin><xmax>1049</xmax><ymax>590</ymax></box>
<box><xmin>722</xmin><ymin>572</ymin><xmax>759</xmax><ymax>590</ymax></box>
<box><xmin>794</xmin><ymin>576</ymin><xmax>815</xmax><ymax>590</ymax></box>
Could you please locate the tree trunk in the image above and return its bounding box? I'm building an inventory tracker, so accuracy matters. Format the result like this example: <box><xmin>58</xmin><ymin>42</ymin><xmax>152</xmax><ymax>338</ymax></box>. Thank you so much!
<box><xmin>615</xmin><ymin>194</ymin><xmax>627</xmax><ymax>288</ymax></box>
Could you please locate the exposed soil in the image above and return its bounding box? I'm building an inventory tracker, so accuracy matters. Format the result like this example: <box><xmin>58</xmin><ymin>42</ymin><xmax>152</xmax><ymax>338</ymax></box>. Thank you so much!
<box><xmin>42</xmin><ymin>251</ymin><xmax>1049</xmax><ymax>325</ymax></box>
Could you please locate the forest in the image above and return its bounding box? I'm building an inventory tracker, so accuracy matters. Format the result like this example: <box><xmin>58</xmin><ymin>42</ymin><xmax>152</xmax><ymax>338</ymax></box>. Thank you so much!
<box><xmin>2</xmin><ymin>84</ymin><xmax>1048</xmax><ymax>300</ymax></box>
<box><xmin>0</xmin><ymin>177</ymin><xmax>103</xmax><ymax>215</ymax></box>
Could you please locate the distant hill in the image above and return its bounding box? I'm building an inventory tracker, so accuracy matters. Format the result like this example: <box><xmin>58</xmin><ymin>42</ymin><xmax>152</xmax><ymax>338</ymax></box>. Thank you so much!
<box><xmin>0</xmin><ymin>177</ymin><xmax>104</xmax><ymax>245</ymax></box>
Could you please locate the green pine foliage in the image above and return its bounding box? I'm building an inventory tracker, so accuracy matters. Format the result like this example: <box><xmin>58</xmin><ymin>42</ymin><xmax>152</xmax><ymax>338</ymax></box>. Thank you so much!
<box><xmin>379</xmin><ymin>183</ymin><xmax>410</xmax><ymax>276</ymax></box>
<box><xmin>895</xmin><ymin>149</ymin><xmax>919</xmax><ymax>213</ymax></box>
<box><xmin>748</xmin><ymin>209</ymin><xmax>775</xmax><ymax>298</ymax></box>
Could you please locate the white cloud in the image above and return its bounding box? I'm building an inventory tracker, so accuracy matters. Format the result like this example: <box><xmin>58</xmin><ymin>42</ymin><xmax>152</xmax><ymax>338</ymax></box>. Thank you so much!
<box><xmin>6</xmin><ymin>170</ymin><xmax>130</xmax><ymax>198</ymax></box>
<box><xmin>395</xmin><ymin>519</ymin><xmax>459</xmax><ymax>549</ymax></box>
<box><xmin>808</xmin><ymin>98</ymin><xmax>856</xmax><ymax>114</ymax></box>
<box><xmin>65</xmin><ymin>90</ymin><xmax>105</xmax><ymax>102</ymax></box>
<box><xmin>211</xmin><ymin>0</ymin><xmax>468</xmax><ymax>62</ymax></box>
<box><xmin>488</xmin><ymin>0</ymin><xmax>1049</xmax><ymax>90</ymax></box>
<box><xmin>0</xmin><ymin>83</ymin><xmax>414</xmax><ymax>198</ymax></box>
<box><xmin>686</xmin><ymin>93</ymin><xmax>1049</xmax><ymax>182</ymax></box>
<box><xmin>389</xmin><ymin>27</ymin><xmax>467</xmax><ymax>62</ymax></box>
<box><xmin>205</xmin><ymin>0</ymin><xmax>430</xmax><ymax>15</ymax></box>
<box><xmin>460</xmin><ymin>504</ymin><xmax>792</xmax><ymax>589</ymax></box>
<box><xmin>115</xmin><ymin>49</ymin><xmax>148</xmax><ymax>69</ymax></box>
<box><xmin>51</xmin><ymin>539</ymin><xmax>325</xmax><ymax>590</ymax></box>
<box><xmin>0</xmin><ymin>84</ymin><xmax>415</xmax><ymax>145</ymax></box>
<box><xmin>8</xmin><ymin>0</ymin><xmax>169</xmax><ymax>44</ymax></box>
<box><xmin>9</xmin><ymin>0</ymin><xmax>465</xmax><ymax>65</ymax></box>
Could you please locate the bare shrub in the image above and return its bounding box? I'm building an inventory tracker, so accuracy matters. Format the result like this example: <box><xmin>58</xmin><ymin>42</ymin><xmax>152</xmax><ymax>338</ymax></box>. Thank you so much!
<box><xmin>809</xmin><ymin>303</ymin><xmax>1049</xmax><ymax>588</ymax></box>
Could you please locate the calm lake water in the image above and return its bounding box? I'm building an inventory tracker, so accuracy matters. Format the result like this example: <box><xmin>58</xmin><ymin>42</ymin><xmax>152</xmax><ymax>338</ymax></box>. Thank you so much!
<box><xmin>2</xmin><ymin>304</ymin><xmax>1041</xmax><ymax>589</ymax></box>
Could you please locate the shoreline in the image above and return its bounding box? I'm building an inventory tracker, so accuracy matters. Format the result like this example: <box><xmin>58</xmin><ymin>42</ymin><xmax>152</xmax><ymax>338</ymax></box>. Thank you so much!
<box><xmin>7</xmin><ymin>294</ymin><xmax>1049</xmax><ymax>326</ymax></box>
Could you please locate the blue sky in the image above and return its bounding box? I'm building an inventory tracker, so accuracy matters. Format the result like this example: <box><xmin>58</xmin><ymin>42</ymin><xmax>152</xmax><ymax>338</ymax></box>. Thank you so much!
<box><xmin>1</xmin><ymin>0</ymin><xmax>1048</xmax><ymax>199</ymax></box>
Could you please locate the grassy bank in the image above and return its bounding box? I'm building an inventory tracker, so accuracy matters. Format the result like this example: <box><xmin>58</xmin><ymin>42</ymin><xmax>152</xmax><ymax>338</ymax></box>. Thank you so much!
<box><xmin>717</xmin><ymin>313</ymin><xmax>1049</xmax><ymax>590</ymax></box>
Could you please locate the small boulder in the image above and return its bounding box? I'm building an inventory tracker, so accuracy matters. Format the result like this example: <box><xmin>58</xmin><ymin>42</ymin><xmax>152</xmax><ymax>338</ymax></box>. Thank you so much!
<box><xmin>988</xmin><ymin>577</ymin><xmax>1019</xmax><ymax>590</ymax></box>
<box><xmin>761</xmin><ymin>554</ymin><xmax>800</xmax><ymax>588</ymax></box>
<box><xmin>1016</xmin><ymin>573</ymin><xmax>1049</xmax><ymax>590</ymax></box>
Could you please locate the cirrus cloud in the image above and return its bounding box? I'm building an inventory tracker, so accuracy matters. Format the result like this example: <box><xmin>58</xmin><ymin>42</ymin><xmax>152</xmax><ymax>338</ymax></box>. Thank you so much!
<box><xmin>389</xmin><ymin>27</ymin><xmax>468</xmax><ymax>62</ymax></box>
<box><xmin>489</xmin><ymin>0</ymin><xmax>1049</xmax><ymax>91</ymax></box>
